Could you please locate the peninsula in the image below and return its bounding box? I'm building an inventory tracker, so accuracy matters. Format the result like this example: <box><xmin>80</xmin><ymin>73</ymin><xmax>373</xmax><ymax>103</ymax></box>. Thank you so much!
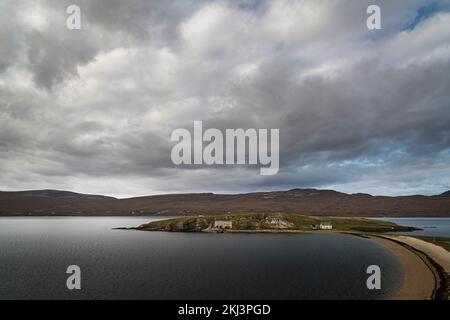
<box><xmin>131</xmin><ymin>213</ymin><xmax>419</xmax><ymax>233</ymax></box>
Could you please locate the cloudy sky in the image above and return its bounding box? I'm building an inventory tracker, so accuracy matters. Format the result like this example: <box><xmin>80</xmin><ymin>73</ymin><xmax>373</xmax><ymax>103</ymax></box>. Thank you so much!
<box><xmin>1</xmin><ymin>0</ymin><xmax>450</xmax><ymax>198</ymax></box>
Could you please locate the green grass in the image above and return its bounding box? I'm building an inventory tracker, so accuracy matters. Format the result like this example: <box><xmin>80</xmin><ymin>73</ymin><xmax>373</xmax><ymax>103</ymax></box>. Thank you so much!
<box><xmin>137</xmin><ymin>213</ymin><xmax>419</xmax><ymax>233</ymax></box>
<box><xmin>281</xmin><ymin>214</ymin><xmax>417</xmax><ymax>232</ymax></box>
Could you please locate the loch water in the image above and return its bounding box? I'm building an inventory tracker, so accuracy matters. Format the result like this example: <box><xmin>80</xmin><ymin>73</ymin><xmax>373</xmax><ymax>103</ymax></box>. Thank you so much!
<box><xmin>0</xmin><ymin>217</ymin><xmax>404</xmax><ymax>299</ymax></box>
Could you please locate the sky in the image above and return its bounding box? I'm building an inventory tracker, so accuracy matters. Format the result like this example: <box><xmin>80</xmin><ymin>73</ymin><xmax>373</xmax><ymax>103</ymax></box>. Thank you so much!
<box><xmin>0</xmin><ymin>0</ymin><xmax>450</xmax><ymax>198</ymax></box>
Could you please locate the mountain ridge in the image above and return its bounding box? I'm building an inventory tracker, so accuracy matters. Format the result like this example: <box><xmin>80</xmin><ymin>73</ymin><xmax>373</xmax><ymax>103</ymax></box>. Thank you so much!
<box><xmin>0</xmin><ymin>189</ymin><xmax>116</xmax><ymax>199</ymax></box>
<box><xmin>0</xmin><ymin>188</ymin><xmax>449</xmax><ymax>217</ymax></box>
<box><xmin>439</xmin><ymin>190</ymin><xmax>450</xmax><ymax>197</ymax></box>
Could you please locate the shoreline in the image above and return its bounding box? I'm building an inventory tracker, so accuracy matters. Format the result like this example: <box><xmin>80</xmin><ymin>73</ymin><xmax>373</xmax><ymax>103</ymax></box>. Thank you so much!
<box><xmin>120</xmin><ymin>224</ymin><xmax>450</xmax><ymax>300</ymax></box>
<box><xmin>132</xmin><ymin>227</ymin><xmax>450</xmax><ymax>300</ymax></box>
<box><xmin>368</xmin><ymin>234</ymin><xmax>449</xmax><ymax>300</ymax></box>
<box><xmin>229</xmin><ymin>230</ymin><xmax>449</xmax><ymax>300</ymax></box>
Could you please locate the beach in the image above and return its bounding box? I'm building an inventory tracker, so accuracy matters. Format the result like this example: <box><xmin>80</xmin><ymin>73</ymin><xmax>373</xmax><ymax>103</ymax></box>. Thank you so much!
<box><xmin>370</xmin><ymin>235</ymin><xmax>450</xmax><ymax>300</ymax></box>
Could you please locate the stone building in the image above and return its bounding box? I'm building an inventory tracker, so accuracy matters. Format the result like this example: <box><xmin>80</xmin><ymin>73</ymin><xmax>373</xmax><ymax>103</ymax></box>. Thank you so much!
<box><xmin>214</xmin><ymin>220</ymin><xmax>232</xmax><ymax>229</ymax></box>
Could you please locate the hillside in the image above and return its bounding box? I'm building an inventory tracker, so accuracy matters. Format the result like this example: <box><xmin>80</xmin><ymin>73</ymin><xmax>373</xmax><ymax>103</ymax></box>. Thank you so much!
<box><xmin>439</xmin><ymin>191</ymin><xmax>450</xmax><ymax>197</ymax></box>
<box><xmin>0</xmin><ymin>188</ymin><xmax>449</xmax><ymax>217</ymax></box>
<box><xmin>0</xmin><ymin>190</ymin><xmax>115</xmax><ymax>199</ymax></box>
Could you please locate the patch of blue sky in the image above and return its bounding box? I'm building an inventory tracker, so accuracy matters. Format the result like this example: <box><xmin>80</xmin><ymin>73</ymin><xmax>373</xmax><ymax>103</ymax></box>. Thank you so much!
<box><xmin>402</xmin><ymin>2</ymin><xmax>445</xmax><ymax>31</ymax></box>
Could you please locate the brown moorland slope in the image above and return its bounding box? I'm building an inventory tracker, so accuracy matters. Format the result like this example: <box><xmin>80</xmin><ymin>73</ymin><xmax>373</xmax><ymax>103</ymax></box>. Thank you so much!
<box><xmin>0</xmin><ymin>188</ymin><xmax>449</xmax><ymax>217</ymax></box>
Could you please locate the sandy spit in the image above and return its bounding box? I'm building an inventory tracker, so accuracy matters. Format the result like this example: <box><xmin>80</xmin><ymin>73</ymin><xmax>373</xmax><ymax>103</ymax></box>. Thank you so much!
<box><xmin>369</xmin><ymin>235</ymin><xmax>449</xmax><ymax>300</ymax></box>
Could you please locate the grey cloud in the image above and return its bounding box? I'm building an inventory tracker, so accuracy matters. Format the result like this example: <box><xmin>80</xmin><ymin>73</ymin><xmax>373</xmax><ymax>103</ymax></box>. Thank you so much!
<box><xmin>0</xmin><ymin>0</ymin><xmax>449</xmax><ymax>197</ymax></box>
<box><xmin>26</xmin><ymin>29</ymin><xmax>98</xmax><ymax>90</ymax></box>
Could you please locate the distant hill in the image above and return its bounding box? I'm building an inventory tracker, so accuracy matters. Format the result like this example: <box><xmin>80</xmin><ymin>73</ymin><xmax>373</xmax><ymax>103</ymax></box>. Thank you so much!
<box><xmin>439</xmin><ymin>190</ymin><xmax>450</xmax><ymax>197</ymax></box>
<box><xmin>0</xmin><ymin>188</ymin><xmax>449</xmax><ymax>217</ymax></box>
<box><xmin>0</xmin><ymin>189</ymin><xmax>115</xmax><ymax>199</ymax></box>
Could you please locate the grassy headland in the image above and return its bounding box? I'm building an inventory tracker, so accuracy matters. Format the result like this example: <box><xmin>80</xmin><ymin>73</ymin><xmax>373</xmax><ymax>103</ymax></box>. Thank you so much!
<box><xmin>135</xmin><ymin>213</ymin><xmax>419</xmax><ymax>233</ymax></box>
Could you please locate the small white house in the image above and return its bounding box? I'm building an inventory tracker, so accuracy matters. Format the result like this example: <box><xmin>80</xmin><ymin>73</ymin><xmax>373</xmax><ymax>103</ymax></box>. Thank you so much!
<box><xmin>319</xmin><ymin>222</ymin><xmax>333</xmax><ymax>230</ymax></box>
<box><xmin>311</xmin><ymin>222</ymin><xmax>333</xmax><ymax>230</ymax></box>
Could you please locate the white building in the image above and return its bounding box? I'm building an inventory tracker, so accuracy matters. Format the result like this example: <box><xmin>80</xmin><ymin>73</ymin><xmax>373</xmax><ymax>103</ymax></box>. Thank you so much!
<box><xmin>319</xmin><ymin>222</ymin><xmax>332</xmax><ymax>230</ymax></box>
<box><xmin>311</xmin><ymin>222</ymin><xmax>333</xmax><ymax>230</ymax></box>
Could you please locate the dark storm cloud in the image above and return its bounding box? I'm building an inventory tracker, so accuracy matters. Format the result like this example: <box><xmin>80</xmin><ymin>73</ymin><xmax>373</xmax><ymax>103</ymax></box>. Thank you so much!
<box><xmin>26</xmin><ymin>29</ymin><xmax>98</xmax><ymax>90</ymax></box>
<box><xmin>0</xmin><ymin>0</ymin><xmax>449</xmax><ymax>197</ymax></box>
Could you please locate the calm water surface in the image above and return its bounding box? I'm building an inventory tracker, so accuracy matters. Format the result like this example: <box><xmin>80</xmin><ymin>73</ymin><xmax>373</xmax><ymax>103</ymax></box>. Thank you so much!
<box><xmin>371</xmin><ymin>218</ymin><xmax>450</xmax><ymax>237</ymax></box>
<box><xmin>0</xmin><ymin>217</ymin><xmax>404</xmax><ymax>300</ymax></box>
